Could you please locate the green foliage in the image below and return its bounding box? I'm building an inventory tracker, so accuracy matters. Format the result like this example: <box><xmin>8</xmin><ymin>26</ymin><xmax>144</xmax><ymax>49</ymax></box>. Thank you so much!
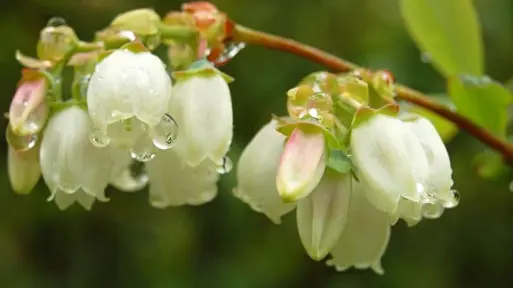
<box><xmin>400</xmin><ymin>0</ymin><xmax>483</xmax><ymax>77</ymax></box>
<box><xmin>448</xmin><ymin>75</ymin><xmax>513</xmax><ymax>137</ymax></box>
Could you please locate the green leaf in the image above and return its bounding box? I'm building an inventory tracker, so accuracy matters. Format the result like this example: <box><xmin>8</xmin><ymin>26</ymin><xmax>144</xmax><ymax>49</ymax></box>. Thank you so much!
<box><xmin>326</xmin><ymin>149</ymin><xmax>352</xmax><ymax>174</ymax></box>
<box><xmin>405</xmin><ymin>95</ymin><xmax>459</xmax><ymax>142</ymax></box>
<box><xmin>400</xmin><ymin>0</ymin><xmax>483</xmax><ymax>77</ymax></box>
<box><xmin>448</xmin><ymin>75</ymin><xmax>513</xmax><ymax>137</ymax></box>
<box><xmin>474</xmin><ymin>149</ymin><xmax>508</xmax><ymax>179</ymax></box>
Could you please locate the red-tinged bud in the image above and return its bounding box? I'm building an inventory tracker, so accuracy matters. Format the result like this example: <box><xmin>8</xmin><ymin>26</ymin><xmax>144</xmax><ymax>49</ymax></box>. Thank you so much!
<box><xmin>276</xmin><ymin>127</ymin><xmax>326</xmax><ymax>202</ymax></box>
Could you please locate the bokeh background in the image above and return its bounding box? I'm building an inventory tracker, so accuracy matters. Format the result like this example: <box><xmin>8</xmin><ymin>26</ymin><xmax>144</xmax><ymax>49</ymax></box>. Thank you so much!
<box><xmin>1</xmin><ymin>0</ymin><xmax>513</xmax><ymax>287</ymax></box>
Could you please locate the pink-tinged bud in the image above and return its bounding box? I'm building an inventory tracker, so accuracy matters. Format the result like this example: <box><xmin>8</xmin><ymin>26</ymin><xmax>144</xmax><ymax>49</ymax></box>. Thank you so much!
<box><xmin>276</xmin><ymin>127</ymin><xmax>326</xmax><ymax>202</ymax></box>
<box><xmin>9</xmin><ymin>70</ymin><xmax>48</xmax><ymax>136</ymax></box>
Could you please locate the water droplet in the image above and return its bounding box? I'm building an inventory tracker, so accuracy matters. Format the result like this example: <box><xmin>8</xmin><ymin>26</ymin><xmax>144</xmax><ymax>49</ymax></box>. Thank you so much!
<box><xmin>111</xmin><ymin>161</ymin><xmax>149</xmax><ymax>192</ymax></box>
<box><xmin>215</xmin><ymin>42</ymin><xmax>246</xmax><ymax>64</ymax></box>
<box><xmin>119</xmin><ymin>30</ymin><xmax>137</xmax><ymax>41</ymax></box>
<box><xmin>420</xmin><ymin>52</ymin><xmax>431</xmax><ymax>63</ymax></box>
<box><xmin>307</xmin><ymin>108</ymin><xmax>320</xmax><ymax>119</ymax></box>
<box><xmin>16</xmin><ymin>104</ymin><xmax>48</xmax><ymax>136</ymax></box>
<box><xmin>443</xmin><ymin>189</ymin><xmax>460</xmax><ymax>209</ymax></box>
<box><xmin>422</xmin><ymin>203</ymin><xmax>445</xmax><ymax>219</ymax></box>
<box><xmin>130</xmin><ymin>135</ymin><xmax>156</xmax><ymax>162</ymax></box>
<box><xmin>89</xmin><ymin>127</ymin><xmax>111</xmax><ymax>148</ymax></box>
<box><xmin>216</xmin><ymin>157</ymin><xmax>233</xmax><ymax>174</ymax></box>
<box><xmin>6</xmin><ymin>126</ymin><xmax>37</xmax><ymax>152</ymax></box>
<box><xmin>47</xmin><ymin>17</ymin><xmax>66</xmax><ymax>27</ymax></box>
<box><xmin>78</xmin><ymin>75</ymin><xmax>91</xmax><ymax>99</ymax></box>
<box><xmin>150</xmin><ymin>114</ymin><xmax>179</xmax><ymax>150</ymax></box>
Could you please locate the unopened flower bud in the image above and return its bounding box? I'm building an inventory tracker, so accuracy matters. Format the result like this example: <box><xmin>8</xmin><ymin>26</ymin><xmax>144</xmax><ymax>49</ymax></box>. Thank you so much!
<box><xmin>8</xmin><ymin>145</ymin><xmax>41</xmax><ymax>195</ymax></box>
<box><xmin>9</xmin><ymin>70</ymin><xmax>48</xmax><ymax>136</ymax></box>
<box><xmin>111</xmin><ymin>9</ymin><xmax>161</xmax><ymax>36</ymax></box>
<box><xmin>297</xmin><ymin>173</ymin><xmax>351</xmax><ymax>260</ymax></box>
<box><xmin>327</xmin><ymin>182</ymin><xmax>391</xmax><ymax>275</ymax></box>
<box><xmin>276</xmin><ymin>126</ymin><xmax>326</xmax><ymax>202</ymax></box>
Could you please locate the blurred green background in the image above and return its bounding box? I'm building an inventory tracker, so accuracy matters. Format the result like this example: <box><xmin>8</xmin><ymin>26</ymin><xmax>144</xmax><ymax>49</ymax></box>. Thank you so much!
<box><xmin>1</xmin><ymin>0</ymin><xmax>513</xmax><ymax>287</ymax></box>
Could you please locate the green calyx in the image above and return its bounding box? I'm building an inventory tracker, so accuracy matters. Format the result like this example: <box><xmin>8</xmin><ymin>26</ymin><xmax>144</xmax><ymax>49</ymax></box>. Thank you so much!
<box><xmin>172</xmin><ymin>59</ymin><xmax>234</xmax><ymax>83</ymax></box>
<box><xmin>351</xmin><ymin>104</ymin><xmax>400</xmax><ymax>129</ymax></box>
<box><xmin>274</xmin><ymin>116</ymin><xmax>340</xmax><ymax>150</ymax></box>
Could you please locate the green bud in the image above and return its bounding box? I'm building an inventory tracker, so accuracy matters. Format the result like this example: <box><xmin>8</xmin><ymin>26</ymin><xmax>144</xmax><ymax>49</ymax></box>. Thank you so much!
<box><xmin>111</xmin><ymin>8</ymin><xmax>161</xmax><ymax>36</ymax></box>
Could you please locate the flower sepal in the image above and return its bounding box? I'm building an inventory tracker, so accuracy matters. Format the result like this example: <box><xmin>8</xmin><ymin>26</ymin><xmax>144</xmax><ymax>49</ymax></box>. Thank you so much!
<box><xmin>351</xmin><ymin>103</ymin><xmax>399</xmax><ymax>130</ymax></box>
<box><xmin>15</xmin><ymin>51</ymin><xmax>53</xmax><ymax>69</ymax></box>
<box><xmin>274</xmin><ymin>116</ymin><xmax>340</xmax><ymax>149</ymax></box>
<box><xmin>173</xmin><ymin>59</ymin><xmax>234</xmax><ymax>83</ymax></box>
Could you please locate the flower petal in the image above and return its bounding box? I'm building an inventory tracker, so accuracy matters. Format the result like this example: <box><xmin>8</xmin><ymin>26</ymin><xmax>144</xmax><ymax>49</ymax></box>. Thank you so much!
<box><xmin>297</xmin><ymin>173</ymin><xmax>351</xmax><ymax>260</ymax></box>
<box><xmin>8</xmin><ymin>146</ymin><xmax>41</xmax><ymax>195</ymax></box>
<box><xmin>87</xmin><ymin>50</ymin><xmax>172</xmax><ymax>129</ymax></box>
<box><xmin>350</xmin><ymin>114</ymin><xmax>426</xmax><ymax>212</ymax></box>
<box><xmin>146</xmin><ymin>149</ymin><xmax>219</xmax><ymax>207</ymax></box>
<box><xmin>53</xmin><ymin>189</ymin><xmax>95</xmax><ymax>211</ymax></box>
<box><xmin>234</xmin><ymin>121</ymin><xmax>296</xmax><ymax>224</ymax></box>
<box><xmin>405</xmin><ymin>117</ymin><xmax>453</xmax><ymax>201</ymax></box>
<box><xmin>40</xmin><ymin>106</ymin><xmax>112</xmax><ymax>201</ymax></box>
<box><xmin>327</xmin><ymin>181</ymin><xmax>391</xmax><ymax>275</ymax></box>
<box><xmin>170</xmin><ymin>75</ymin><xmax>232</xmax><ymax>166</ymax></box>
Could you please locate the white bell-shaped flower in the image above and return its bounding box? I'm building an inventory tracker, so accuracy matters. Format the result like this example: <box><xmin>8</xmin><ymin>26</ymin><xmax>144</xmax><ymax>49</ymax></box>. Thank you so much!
<box><xmin>40</xmin><ymin>106</ymin><xmax>116</xmax><ymax>210</ymax></box>
<box><xmin>297</xmin><ymin>172</ymin><xmax>351</xmax><ymax>260</ymax></box>
<box><xmin>327</xmin><ymin>180</ymin><xmax>391</xmax><ymax>274</ymax></box>
<box><xmin>87</xmin><ymin>49</ymin><xmax>175</xmax><ymax>159</ymax></box>
<box><xmin>350</xmin><ymin>114</ymin><xmax>429</xmax><ymax>213</ymax></box>
<box><xmin>146</xmin><ymin>149</ymin><xmax>219</xmax><ymax>208</ymax></box>
<box><xmin>170</xmin><ymin>72</ymin><xmax>232</xmax><ymax>167</ymax></box>
<box><xmin>234</xmin><ymin>121</ymin><xmax>296</xmax><ymax>224</ymax></box>
<box><xmin>404</xmin><ymin>117</ymin><xmax>454</xmax><ymax>202</ymax></box>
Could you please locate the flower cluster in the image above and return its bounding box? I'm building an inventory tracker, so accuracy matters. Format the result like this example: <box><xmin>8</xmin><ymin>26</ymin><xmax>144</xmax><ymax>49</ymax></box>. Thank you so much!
<box><xmin>6</xmin><ymin>1</ymin><xmax>460</xmax><ymax>275</ymax></box>
<box><xmin>234</xmin><ymin>71</ymin><xmax>458</xmax><ymax>274</ymax></box>
<box><xmin>7</xmin><ymin>4</ymin><xmax>235</xmax><ymax>210</ymax></box>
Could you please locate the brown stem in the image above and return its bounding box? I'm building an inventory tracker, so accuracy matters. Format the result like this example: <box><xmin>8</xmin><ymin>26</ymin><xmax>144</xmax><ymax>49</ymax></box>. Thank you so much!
<box><xmin>231</xmin><ymin>24</ymin><xmax>513</xmax><ymax>163</ymax></box>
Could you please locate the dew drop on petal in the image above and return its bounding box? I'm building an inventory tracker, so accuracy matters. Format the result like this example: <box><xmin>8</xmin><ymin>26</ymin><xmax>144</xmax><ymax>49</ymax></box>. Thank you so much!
<box><xmin>216</xmin><ymin>156</ymin><xmax>233</xmax><ymax>174</ymax></box>
<box><xmin>111</xmin><ymin>161</ymin><xmax>149</xmax><ymax>192</ymax></box>
<box><xmin>47</xmin><ymin>17</ymin><xmax>67</xmax><ymax>27</ymax></box>
<box><xmin>421</xmin><ymin>203</ymin><xmax>444</xmax><ymax>219</ymax></box>
<box><xmin>89</xmin><ymin>127</ymin><xmax>111</xmax><ymax>148</ymax></box>
<box><xmin>443</xmin><ymin>189</ymin><xmax>460</xmax><ymax>209</ymax></box>
<box><xmin>6</xmin><ymin>126</ymin><xmax>37</xmax><ymax>152</ymax></box>
<box><xmin>130</xmin><ymin>135</ymin><xmax>156</xmax><ymax>162</ymax></box>
<box><xmin>22</xmin><ymin>104</ymin><xmax>48</xmax><ymax>135</ymax></box>
<box><xmin>149</xmin><ymin>113</ymin><xmax>179</xmax><ymax>150</ymax></box>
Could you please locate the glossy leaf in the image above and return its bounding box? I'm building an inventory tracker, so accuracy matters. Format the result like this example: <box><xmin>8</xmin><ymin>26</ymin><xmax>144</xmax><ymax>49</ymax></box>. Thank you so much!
<box><xmin>448</xmin><ymin>75</ymin><xmax>513</xmax><ymax>137</ymax></box>
<box><xmin>400</xmin><ymin>0</ymin><xmax>483</xmax><ymax>77</ymax></box>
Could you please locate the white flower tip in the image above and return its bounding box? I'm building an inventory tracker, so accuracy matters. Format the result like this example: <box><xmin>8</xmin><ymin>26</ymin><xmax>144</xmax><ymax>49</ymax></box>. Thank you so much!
<box><xmin>233</xmin><ymin>188</ymin><xmax>275</xmax><ymax>224</ymax></box>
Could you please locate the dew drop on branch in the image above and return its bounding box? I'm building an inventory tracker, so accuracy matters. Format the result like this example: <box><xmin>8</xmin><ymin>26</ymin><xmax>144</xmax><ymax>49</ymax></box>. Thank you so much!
<box><xmin>89</xmin><ymin>127</ymin><xmax>111</xmax><ymax>148</ymax></box>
